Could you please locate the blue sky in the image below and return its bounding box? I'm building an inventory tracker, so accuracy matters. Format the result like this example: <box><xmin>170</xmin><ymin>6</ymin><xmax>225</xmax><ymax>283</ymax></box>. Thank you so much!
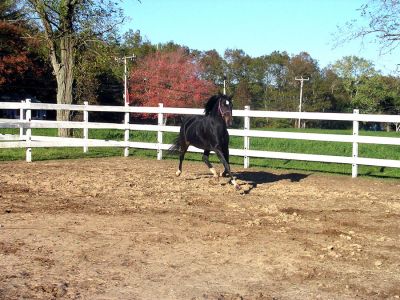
<box><xmin>121</xmin><ymin>0</ymin><xmax>399</xmax><ymax>75</ymax></box>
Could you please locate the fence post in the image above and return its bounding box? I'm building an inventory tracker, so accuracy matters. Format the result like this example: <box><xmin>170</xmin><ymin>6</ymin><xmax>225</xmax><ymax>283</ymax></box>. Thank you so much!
<box><xmin>157</xmin><ymin>103</ymin><xmax>163</xmax><ymax>160</ymax></box>
<box><xmin>352</xmin><ymin>109</ymin><xmax>359</xmax><ymax>178</ymax></box>
<box><xmin>123</xmin><ymin>105</ymin><xmax>130</xmax><ymax>157</ymax></box>
<box><xmin>83</xmin><ymin>101</ymin><xmax>89</xmax><ymax>153</ymax></box>
<box><xmin>25</xmin><ymin>99</ymin><xmax>32</xmax><ymax>162</ymax></box>
<box><xmin>19</xmin><ymin>100</ymin><xmax>25</xmax><ymax>138</ymax></box>
<box><xmin>244</xmin><ymin>105</ymin><xmax>250</xmax><ymax>168</ymax></box>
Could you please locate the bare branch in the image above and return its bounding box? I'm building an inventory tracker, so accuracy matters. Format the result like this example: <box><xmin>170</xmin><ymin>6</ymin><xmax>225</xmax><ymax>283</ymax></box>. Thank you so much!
<box><xmin>334</xmin><ymin>0</ymin><xmax>400</xmax><ymax>54</ymax></box>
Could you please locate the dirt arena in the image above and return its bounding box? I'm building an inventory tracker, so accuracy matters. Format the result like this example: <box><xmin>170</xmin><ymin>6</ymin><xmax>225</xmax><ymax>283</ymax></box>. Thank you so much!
<box><xmin>0</xmin><ymin>156</ymin><xmax>399</xmax><ymax>299</ymax></box>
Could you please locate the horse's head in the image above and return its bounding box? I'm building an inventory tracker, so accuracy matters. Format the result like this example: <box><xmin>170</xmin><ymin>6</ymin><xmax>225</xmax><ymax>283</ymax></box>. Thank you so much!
<box><xmin>218</xmin><ymin>95</ymin><xmax>233</xmax><ymax>127</ymax></box>
<box><xmin>204</xmin><ymin>94</ymin><xmax>233</xmax><ymax>126</ymax></box>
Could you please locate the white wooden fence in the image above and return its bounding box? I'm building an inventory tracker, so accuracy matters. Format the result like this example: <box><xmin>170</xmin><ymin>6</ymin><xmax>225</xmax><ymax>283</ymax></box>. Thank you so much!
<box><xmin>1</xmin><ymin>99</ymin><xmax>400</xmax><ymax>178</ymax></box>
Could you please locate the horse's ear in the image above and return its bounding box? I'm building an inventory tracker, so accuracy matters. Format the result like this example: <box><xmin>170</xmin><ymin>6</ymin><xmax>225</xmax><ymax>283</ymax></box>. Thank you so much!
<box><xmin>221</xmin><ymin>93</ymin><xmax>233</xmax><ymax>101</ymax></box>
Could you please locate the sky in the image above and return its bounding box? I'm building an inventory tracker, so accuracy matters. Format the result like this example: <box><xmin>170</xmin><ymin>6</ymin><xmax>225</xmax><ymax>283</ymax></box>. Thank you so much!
<box><xmin>121</xmin><ymin>0</ymin><xmax>399</xmax><ymax>75</ymax></box>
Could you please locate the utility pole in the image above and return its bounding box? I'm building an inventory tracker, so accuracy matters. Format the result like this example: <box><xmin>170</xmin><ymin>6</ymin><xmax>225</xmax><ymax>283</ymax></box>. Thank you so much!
<box><xmin>223</xmin><ymin>75</ymin><xmax>227</xmax><ymax>95</ymax></box>
<box><xmin>116</xmin><ymin>54</ymin><xmax>135</xmax><ymax>106</ymax></box>
<box><xmin>116</xmin><ymin>54</ymin><xmax>135</xmax><ymax>158</ymax></box>
<box><xmin>295</xmin><ymin>76</ymin><xmax>309</xmax><ymax>128</ymax></box>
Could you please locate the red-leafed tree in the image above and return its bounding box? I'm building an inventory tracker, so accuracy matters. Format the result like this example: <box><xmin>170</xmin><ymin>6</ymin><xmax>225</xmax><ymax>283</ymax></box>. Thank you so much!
<box><xmin>0</xmin><ymin>20</ymin><xmax>53</xmax><ymax>98</ymax></box>
<box><xmin>129</xmin><ymin>48</ymin><xmax>217</xmax><ymax>113</ymax></box>
<box><xmin>0</xmin><ymin>22</ymin><xmax>33</xmax><ymax>85</ymax></box>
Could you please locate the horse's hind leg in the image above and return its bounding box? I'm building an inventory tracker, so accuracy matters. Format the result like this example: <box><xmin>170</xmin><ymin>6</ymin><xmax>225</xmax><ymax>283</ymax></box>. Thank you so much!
<box><xmin>176</xmin><ymin>143</ymin><xmax>188</xmax><ymax>176</ymax></box>
<box><xmin>202</xmin><ymin>150</ymin><xmax>218</xmax><ymax>178</ymax></box>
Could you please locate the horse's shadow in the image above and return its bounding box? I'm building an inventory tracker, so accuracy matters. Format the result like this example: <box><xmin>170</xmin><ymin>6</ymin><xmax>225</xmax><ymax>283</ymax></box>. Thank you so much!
<box><xmin>235</xmin><ymin>171</ymin><xmax>310</xmax><ymax>192</ymax></box>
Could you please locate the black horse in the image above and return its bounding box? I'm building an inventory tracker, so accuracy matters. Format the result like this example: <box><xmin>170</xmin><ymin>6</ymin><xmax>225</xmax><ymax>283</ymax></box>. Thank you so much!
<box><xmin>170</xmin><ymin>94</ymin><xmax>240</xmax><ymax>189</ymax></box>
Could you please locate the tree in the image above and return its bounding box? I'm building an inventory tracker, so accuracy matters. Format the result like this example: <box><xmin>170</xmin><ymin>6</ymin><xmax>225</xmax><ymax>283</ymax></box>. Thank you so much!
<box><xmin>74</xmin><ymin>39</ymin><xmax>118</xmax><ymax>105</ymax></box>
<box><xmin>128</xmin><ymin>48</ymin><xmax>217</xmax><ymax>120</ymax></box>
<box><xmin>233</xmin><ymin>79</ymin><xmax>252</xmax><ymax>108</ymax></box>
<box><xmin>224</xmin><ymin>49</ymin><xmax>252</xmax><ymax>85</ymax></box>
<box><xmin>0</xmin><ymin>0</ymin><xmax>24</xmax><ymax>20</ymax></box>
<box><xmin>288</xmin><ymin>52</ymin><xmax>319</xmax><ymax>82</ymax></box>
<box><xmin>0</xmin><ymin>20</ymin><xmax>54</xmax><ymax>99</ymax></box>
<box><xmin>264</xmin><ymin>51</ymin><xmax>290</xmax><ymax>90</ymax></box>
<box><xmin>288</xmin><ymin>53</ymin><xmax>337</xmax><ymax>127</ymax></box>
<box><xmin>319</xmin><ymin>67</ymin><xmax>351</xmax><ymax>113</ymax></box>
<box><xmin>0</xmin><ymin>22</ymin><xmax>31</xmax><ymax>85</ymax></box>
<box><xmin>198</xmin><ymin>49</ymin><xmax>226</xmax><ymax>88</ymax></box>
<box><xmin>0</xmin><ymin>1</ymin><xmax>29</xmax><ymax>86</ymax></box>
<box><xmin>353</xmin><ymin>74</ymin><xmax>400</xmax><ymax>113</ymax></box>
<box><xmin>23</xmin><ymin>0</ymin><xmax>125</xmax><ymax>136</ymax></box>
<box><xmin>224</xmin><ymin>49</ymin><xmax>267</xmax><ymax>109</ymax></box>
<box><xmin>337</xmin><ymin>0</ymin><xmax>400</xmax><ymax>54</ymax></box>
<box><xmin>332</xmin><ymin>56</ymin><xmax>377</xmax><ymax>100</ymax></box>
<box><xmin>120</xmin><ymin>29</ymin><xmax>156</xmax><ymax>59</ymax></box>
<box><xmin>287</xmin><ymin>52</ymin><xmax>321</xmax><ymax>126</ymax></box>
<box><xmin>260</xmin><ymin>51</ymin><xmax>290</xmax><ymax>113</ymax></box>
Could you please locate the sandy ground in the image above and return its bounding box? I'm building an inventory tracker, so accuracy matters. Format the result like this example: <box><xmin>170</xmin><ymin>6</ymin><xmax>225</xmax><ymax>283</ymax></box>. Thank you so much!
<box><xmin>0</xmin><ymin>156</ymin><xmax>399</xmax><ymax>300</ymax></box>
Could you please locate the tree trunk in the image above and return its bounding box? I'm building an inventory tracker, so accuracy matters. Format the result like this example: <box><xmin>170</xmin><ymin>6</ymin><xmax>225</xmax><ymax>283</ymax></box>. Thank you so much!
<box><xmin>31</xmin><ymin>0</ymin><xmax>77</xmax><ymax>137</ymax></box>
<box><xmin>55</xmin><ymin>36</ymin><xmax>74</xmax><ymax>137</ymax></box>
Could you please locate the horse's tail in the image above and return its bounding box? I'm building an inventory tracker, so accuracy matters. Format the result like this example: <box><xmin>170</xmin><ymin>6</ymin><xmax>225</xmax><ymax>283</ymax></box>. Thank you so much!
<box><xmin>169</xmin><ymin>116</ymin><xmax>190</xmax><ymax>155</ymax></box>
<box><xmin>168</xmin><ymin>135</ymin><xmax>182</xmax><ymax>155</ymax></box>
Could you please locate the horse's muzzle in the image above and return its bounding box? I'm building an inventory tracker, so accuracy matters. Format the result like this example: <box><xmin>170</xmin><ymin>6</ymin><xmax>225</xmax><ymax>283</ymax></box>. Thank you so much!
<box><xmin>224</xmin><ymin>113</ymin><xmax>233</xmax><ymax>127</ymax></box>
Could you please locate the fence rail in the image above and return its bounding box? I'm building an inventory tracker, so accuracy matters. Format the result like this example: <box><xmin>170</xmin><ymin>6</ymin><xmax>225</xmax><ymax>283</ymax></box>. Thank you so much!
<box><xmin>1</xmin><ymin>100</ymin><xmax>400</xmax><ymax>177</ymax></box>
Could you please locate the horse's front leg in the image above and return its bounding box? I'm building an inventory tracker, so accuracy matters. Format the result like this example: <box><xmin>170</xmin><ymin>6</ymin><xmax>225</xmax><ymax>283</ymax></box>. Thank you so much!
<box><xmin>220</xmin><ymin>146</ymin><xmax>230</xmax><ymax>177</ymax></box>
<box><xmin>214</xmin><ymin>148</ymin><xmax>240</xmax><ymax>190</ymax></box>
<box><xmin>202</xmin><ymin>150</ymin><xmax>218</xmax><ymax>179</ymax></box>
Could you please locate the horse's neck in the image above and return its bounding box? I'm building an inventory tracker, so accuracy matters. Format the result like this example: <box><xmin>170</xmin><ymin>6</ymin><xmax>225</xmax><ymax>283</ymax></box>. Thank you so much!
<box><xmin>208</xmin><ymin>108</ymin><xmax>223</xmax><ymax>121</ymax></box>
<box><xmin>208</xmin><ymin>114</ymin><xmax>226</xmax><ymax>130</ymax></box>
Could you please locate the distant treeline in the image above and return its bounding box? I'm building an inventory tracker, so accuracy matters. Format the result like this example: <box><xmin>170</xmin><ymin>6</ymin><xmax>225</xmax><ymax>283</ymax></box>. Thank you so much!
<box><xmin>1</xmin><ymin>3</ymin><xmax>399</xmax><ymax>130</ymax></box>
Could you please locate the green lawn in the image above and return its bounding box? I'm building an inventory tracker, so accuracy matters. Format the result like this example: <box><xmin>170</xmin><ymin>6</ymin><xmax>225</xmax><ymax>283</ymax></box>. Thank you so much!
<box><xmin>1</xmin><ymin>127</ymin><xmax>399</xmax><ymax>179</ymax></box>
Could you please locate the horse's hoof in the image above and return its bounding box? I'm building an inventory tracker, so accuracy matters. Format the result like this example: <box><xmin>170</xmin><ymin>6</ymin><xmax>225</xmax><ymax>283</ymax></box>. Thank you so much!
<box><xmin>210</xmin><ymin>168</ymin><xmax>218</xmax><ymax>178</ymax></box>
<box><xmin>176</xmin><ymin>170</ymin><xmax>182</xmax><ymax>177</ymax></box>
<box><xmin>231</xmin><ymin>179</ymin><xmax>241</xmax><ymax>190</ymax></box>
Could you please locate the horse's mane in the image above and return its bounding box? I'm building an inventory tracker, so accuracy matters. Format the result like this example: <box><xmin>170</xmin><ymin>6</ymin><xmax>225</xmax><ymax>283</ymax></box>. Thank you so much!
<box><xmin>204</xmin><ymin>94</ymin><xmax>222</xmax><ymax>116</ymax></box>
